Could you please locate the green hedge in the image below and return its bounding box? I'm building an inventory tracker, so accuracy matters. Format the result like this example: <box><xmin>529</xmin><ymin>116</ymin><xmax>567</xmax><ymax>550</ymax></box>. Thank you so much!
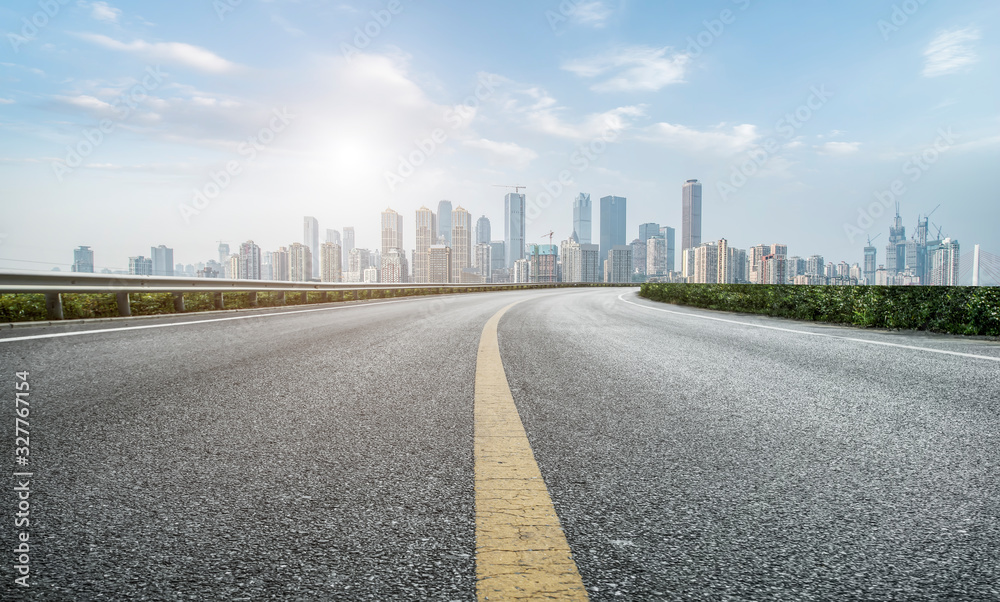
<box><xmin>639</xmin><ymin>284</ymin><xmax>1000</xmax><ymax>337</ymax></box>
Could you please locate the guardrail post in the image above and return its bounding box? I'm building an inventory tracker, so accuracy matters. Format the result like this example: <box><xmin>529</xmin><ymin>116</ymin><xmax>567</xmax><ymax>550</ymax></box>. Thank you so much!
<box><xmin>248</xmin><ymin>292</ymin><xmax>258</xmax><ymax>308</ymax></box>
<box><xmin>115</xmin><ymin>292</ymin><xmax>131</xmax><ymax>317</ymax></box>
<box><xmin>319</xmin><ymin>291</ymin><xmax>328</xmax><ymax>303</ymax></box>
<box><xmin>44</xmin><ymin>293</ymin><xmax>63</xmax><ymax>320</ymax></box>
<box><xmin>214</xmin><ymin>293</ymin><xmax>224</xmax><ymax>310</ymax></box>
<box><xmin>275</xmin><ymin>292</ymin><xmax>285</xmax><ymax>305</ymax></box>
<box><xmin>172</xmin><ymin>292</ymin><xmax>185</xmax><ymax>313</ymax></box>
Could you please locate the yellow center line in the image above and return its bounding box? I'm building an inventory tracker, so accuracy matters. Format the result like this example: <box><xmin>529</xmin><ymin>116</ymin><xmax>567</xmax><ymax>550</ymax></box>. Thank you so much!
<box><xmin>474</xmin><ymin>301</ymin><xmax>589</xmax><ymax>601</ymax></box>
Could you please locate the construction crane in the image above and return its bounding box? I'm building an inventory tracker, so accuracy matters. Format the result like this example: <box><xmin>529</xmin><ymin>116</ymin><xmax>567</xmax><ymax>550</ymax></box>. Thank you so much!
<box><xmin>925</xmin><ymin>204</ymin><xmax>941</xmax><ymax>220</ymax></box>
<box><xmin>539</xmin><ymin>231</ymin><xmax>554</xmax><ymax>246</ymax></box>
<box><xmin>931</xmin><ymin>222</ymin><xmax>945</xmax><ymax>241</ymax></box>
<box><xmin>866</xmin><ymin>233</ymin><xmax>882</xmax><ymax>247</ymax></box>
<box><xmin>493</xmin><ymin>184</ymin><xmax>527</xmax><ymax>195</ymax></box>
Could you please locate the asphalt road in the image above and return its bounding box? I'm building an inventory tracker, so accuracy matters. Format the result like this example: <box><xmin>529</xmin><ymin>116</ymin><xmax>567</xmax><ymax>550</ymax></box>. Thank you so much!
<box><xmin>1</xmin><ymin>288</ymin><xmax>998</xmax><ymax>600</ymax></box>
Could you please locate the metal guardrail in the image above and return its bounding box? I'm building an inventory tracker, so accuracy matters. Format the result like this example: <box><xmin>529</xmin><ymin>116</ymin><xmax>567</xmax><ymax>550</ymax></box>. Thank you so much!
<box><xmin>0</xmin><ymin>271</ymin><xmax>632</xmax><ymax>321</ymax></box>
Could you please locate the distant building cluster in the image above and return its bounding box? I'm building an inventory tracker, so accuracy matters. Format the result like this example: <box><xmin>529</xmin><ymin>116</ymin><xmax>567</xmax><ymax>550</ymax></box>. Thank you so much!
<box><xmin>71</xmin><ymin>179</ymin><xmax>981</xmax><ymax>286</ymax></box>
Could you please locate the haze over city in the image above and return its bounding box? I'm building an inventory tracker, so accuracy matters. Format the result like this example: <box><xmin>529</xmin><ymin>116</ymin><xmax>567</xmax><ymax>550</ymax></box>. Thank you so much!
<box><xmin>1</xmin><ymin>0</ymin><xmax>998</xmax><ymax>274</ymax></box>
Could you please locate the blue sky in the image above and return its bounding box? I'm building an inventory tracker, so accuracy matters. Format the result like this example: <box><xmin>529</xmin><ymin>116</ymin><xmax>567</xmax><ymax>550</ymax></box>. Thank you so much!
<box><xmin>1</xmin><ymin>0</ymin><xmax>997</xmax><ymax>272</ymax></box>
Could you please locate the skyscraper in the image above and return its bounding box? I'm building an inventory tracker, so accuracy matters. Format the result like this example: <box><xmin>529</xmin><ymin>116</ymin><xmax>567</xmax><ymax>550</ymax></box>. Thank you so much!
<box><xmin>630</xmin><ymin>238</ymin><xmax>646</xmax><ymax>278</ymax></box>
<box><xmin>573</xmin><ymin>193</ymin><xmax>592</xmax><ymax>244</ymax></box>
<box><xmin>599</xmin><ymin>196</ymin><xmax>626</xmax><ymax>264</ymax></box>
<box><xmin>437</xmin><ymin>200</ymin><xmax>453</xmax><ymax>246</ymax></box>
<box><xmin>239</xmin><ymin>240</ymin><xmax>261</xmax><ymax>280</ymax></box>
<box><xmin>129</xmin><ymin>256</ymin><xmax>152</xmax><ymax>276</ymax></box>
<box><xmin>218</xmin><ymin>243</ymin><xmax>230</xmax><ymax>266</ymax></box>
<box><xmin>639</xmin><ymin>223</ymin><xmax>661</xmax><ymax>243</ymax></box>
<box><xmin>693</xmin><ymin>242</ymin><xmax>719</xmax><ymax>284</ymax></box>
<box><xmin>428</xmin><ymin>245</ymin><xmax>452</xmax><ymax>283</ymax></box>
<box><xmin>504</xmin><ymin>193</ymin><xmax>526</xmax><ymax>268</ymax></box>
<box><xmin>929</xmin><ymin>239</ymin><xmax>960</xmax><ymax>286</ymax></box>
<box><xmin>380</xmin><ymin>248</ymin><xmax>407</xmax><ymax>284</ymax></box>
<box><xmin>326</xmin><ymin>229</ymin><xmax>341</xmax><ymax>245</ymax></box>
<box><xmin>304</xmin><ymin>216</ymin><xmax>320</xmax><ymax>277</ymax></box>
<box><xmin>320</xmin><ymin>243</ymin><xmax>342</xmax><ymax>283</ymax></box>
<box><xmin>342</xmin><ymin>227</ymin><xmax>355</xmax><ymax>272</ymax></box>
<box><xmin>660</xmin><ymin>226</ymin><xmax>676</xmax><ymax>273</ymax></box>
<box><xmin>490</xmin><ymin>241</ymin><xmax>506</xmax><ymax>273</ymax></box>
<box><xmin>289</xmin><ymin>243</ymin><xmax>312</xmax><ymax>282</ymax></box>
<box><xmin>682</xmin><ymin>179</ymin><xmax>702</xmax><ymax>252</ymax></box>
<box><xmin>476</xmin><ymin>215</ymin><xmax>491</xmax><ymax>245</ymax></box>
<box><xmin>864</xmin><ymin>244</ymin><xmax>877</xmax><ymax>284</ymax></box>
<box><xmin>646</xmin><ymin>237</ymin><xmax>666</xmax><ymax>277</ymax></box>
<box><xmin>150</xmin><ymin>245</ymin><xmax>174</xmax><ymax>276</ymax></box>
<box><xmin>473</xmin><ymin>243</ymin><xmax>492</xmax><ymax>281</ymax></box>
<box><xmin>272</xmin><ymin>247</ymin><xmax>290</xmax><ymax>281</ymax></box>
<box><xmin>414</xmin><ymin>207</ymin><xmax>437</xmax><ymax>283</ymax></box>
<box><xmin>72</xmin><ymin>246</ymin><xmax>94</xmax><ymax>273</ymax></box>
<box><xmin>381</xmin><ymin>208</ymin><xmax>404</xmax><ymax>254</ymax></box>
<box><xmin>348</xmin><ymin>248</ymin><xmax>370</xmax><ymax>283</ymax></box>
<box><xmin>886</xmin><ymin>206</ymin><xmax>906</xmax><ymax>275</ymax></box>
<box><xmin>451</xmin><ymin>206</ymin><xmax>472</xmax><ymax>282</ymax></box>
<box><xmin>605</xmin><ymin>246</ymin><xmax>632</xmax><ymax>283</ymax></box>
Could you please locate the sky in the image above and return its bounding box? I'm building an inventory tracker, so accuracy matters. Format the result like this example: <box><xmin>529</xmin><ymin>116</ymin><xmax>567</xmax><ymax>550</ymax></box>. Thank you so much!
<box><xmin>1</xmin><ymin>0</ymin><xmax>998</xmax><ymax>272</ymax></box>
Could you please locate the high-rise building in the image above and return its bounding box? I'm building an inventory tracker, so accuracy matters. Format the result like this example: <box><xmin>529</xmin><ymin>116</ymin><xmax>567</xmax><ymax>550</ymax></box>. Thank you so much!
<box><xmin>129</xmin><ymin>256</ymin><xmax>153</xmax><ymax>276</ymax></box>
<box><xmin>428</xmin><ymin>245</ymin><xmax>452</xmax><ymax>283</ymax></box>
<box><xmin>227</xmin><ymin>254</ymin><xmax>240</xmax><ymax>280</ymax></box>
<box><xmin>326</xmin><ymin>229</ymin><xmax>341</xmax><ymax>245</ymax></box>
<box><xmin>513</xmin><ymin>258</ymin><xmax>530</xmax><ymax>283</ymax></box>
<box><xmin>807</xmin><ymin>255</ymin><xmax>825</xmax><ymax>278</ymax></box>
<box><xmin>599</xmin><ymin>195</ymin><xmax>626</xmax><ymax>264</ymax></box>
<box><xmin>886</xmin><ymin>207</ymin><xmax>906</xmax><ymax>275</ymax></box>
<box><xmin>72</xmin><ymin>246</ymin><xmax>94</xmax><ymax>273</ymax></box>
<box><xmin>473</xmin><ymin>243</ymin><xmax>492</xmax><ymax>281</ymax></box>
<box><xmin>320</xmin><ymin>243</ymin><xmax>342</xmax><ymax>283</ymax></box>
<box><xmin>693</xmin><ymin>242</ymin><xmax>719</xmax><ymax>284</ymax></box>
<box><xmin>380</xmin><ymin>248</ymin><xmax>407</xmax><ymax>284</ymax></box>
<box><xmin>929</xmin><ymin>238</ymin><xmax>960</xmax><ymax>286</ymax></box>
<box><xmin>490</xmin><ymin>241</ymin><xmax>506</xmax><ymax>273</ymax></box>
<box><xmin>381</xmin><ymin>208</ymin><xmax>404</xmax><ymax>254</ymax></box>
<box><xmin>573</xmin><ymin>193</ymin><xmax>592</xmax><ymax>244</ymax></box>
<box><xmin>150</xmin><ymin>245</ymin><xmax>173</xmax><ymax>276</ymax></box>
<box><xmin>717</xmin><ymin>239</ymin><xmax>731</xmax><ymax>284</ymax></box>
<box><xmin>605</xmin><ymin>246</ymin><xmax>633</xmax><ymax>283</ymax></box>
<box><xmin>529</xmin><ymin>245</ymin><xmax>558</xmax><ymax>283</ymax></box>
<box><xmin>437</xmin><ymin>200</ymin><xmax>453</xmax><ymax>246</ymax></box>
<box><xmin>762</xmin><ymin>254</ymin><xmax>788</xmax><ymax>285</ymax></box>
<box><xmin>272</xmin><ymin>247</ymin><xmax>290</xmax><ymax>281</ymax></box>
<box><xmin>476</xmin><ymin>216</ymin><xmax>491</xmax><ymax>246</ymax></box>
<box><xmin>682</xmin><ymin>179</ymin><xmax>703</xmax><ymax>253</ymax></box>
<box><xmin>639</xmin><ymin>223</ymin><xmax>661</xmax><ymax>243</ymax></box>
<box><xmin>218</xmin><ymin>243</ymin><xmax>230</xmax><ymax>266</ymax></box>
<box><xmin>451</xmin><ymin>206</ymin><xmax>471</xmax><ymax>282</ymax></box>
<box><xmin>347</xmin><ymin>248</ymin><xmax>370</xmax><ymax>283</ymax></box>
<box><xmin>646</xmin><ymin>236</ymin><xmax>667</xmax><ymax>277</ymax></box>
<box><xmin>304</xmin><ymin>216</ymin><xmax>320</xmax><ymax>277</ymax></box>
<box><xmin>239</xmin><ymin>240</ymin><xmax>262</xmax><ymax>280</ymax></box>
<box><xmin>630</xmin><ymin>238</ymin><xmax>646</xmax><ymax>278</ymax></box>
<box><xmin>660</xmin><ymin>226</ymin><xmax>676</xmax><ymax>273</ymax></box>
<box><xmin>414</xmin><ymin>206</ymin><xmax>437</xmax><ymax>283</ymax></box>
<box><xmin>342</xmin><ymin>227</ymin><xmax>355</xmax><ymax>272</ymax></box>
<box><xmin>561</xmin><ymin>239</ymin><xmax>600</xmax><ymax>283</ymax></box>
<box><xmin>504</xmin><ymin>193</ymin><xmax>526</xmax><ymax>268</ymax></box>
<box><xmin>289</xmin><ymin>243</ymin><xmax>312</xmax><ymax>282</ymax></box>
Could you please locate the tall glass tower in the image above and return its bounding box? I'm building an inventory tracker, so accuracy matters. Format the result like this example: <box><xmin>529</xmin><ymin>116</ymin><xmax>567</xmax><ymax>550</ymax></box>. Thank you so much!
<box><xmin>437</xmin><ymin>200</ymin><xmax>453</xmax><ymax>245</ymax></box>
<box><xmin>476</xmin><ymin>216</ymin><xmax>491</xmax><ymax>246</ymax></box>
<box><xmin>573</xmin><ymin>193</ymin><xmax>592</xmax><ymax>244</ymax></box>
<box><xmin>682</xmin><ymin>180</ymin><xmax>702</xmax><ymax>252</ymax></box>
<box><xmin>504</xmin><ymin>193</ymin><xmax>526</xmax><ymax>268</ymax></box>
<box><xmin>599</xmin><ymin>196</ymin><xmax>626</xmax><ymax>264</ymax></box>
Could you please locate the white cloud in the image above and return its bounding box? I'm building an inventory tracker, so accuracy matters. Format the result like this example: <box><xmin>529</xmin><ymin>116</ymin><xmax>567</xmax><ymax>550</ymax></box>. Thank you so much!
<box><xmin>563</xmin><ymin>46</ymin><xmax>690</xmax><ymax>92</ymax></box>
<box><xmin>76</xmin><ymin>33</ymin><xmax>240</xmax><ymax>73</ymax></box>
<box><xmin>570</xmin><ymin>1</ymin><xmax>614</xmax><ymax>28</ymax></box>
<box><xmin>923</xmin><ymin>27</ymin><xmax>980</xmax><ymax>78</ymax></box>
<box><xmin>271</xmin><ymin>15</ymin><xmax>306</xmax><ymax>37</ymax></box>
<box><xmin>0</xmin><ymin>98</ymin><xmax>14</xmax><ymax>105</ymax></box>
<box><xmin>86</xmin><ymin>1</ymin><xmax>122</xmax><ymax>23</ymax></box>
<box><xmin>817</xmin><ymin>141</ymin><xmax>861</xmax><ymax>156</ymax></box>
<box><xmin>463</xmin><ymin>138</ymin><xmax>538</xmax><ymax>169</ymax></box>
<box><xmin>640</xmin><ymin>122</ymin><xmax>759</xmax><ymax>155</ymax></box>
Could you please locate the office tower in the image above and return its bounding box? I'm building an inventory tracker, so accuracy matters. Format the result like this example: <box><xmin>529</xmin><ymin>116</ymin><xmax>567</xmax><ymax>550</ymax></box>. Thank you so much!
<box><xmin>218</xmin><ymin>243</ymin><xmax>230</xmax><ymax>266</ymax></box>
<box><xmin>346</xmin><ymin>248</ymin><xmax>370</xmax><ymax>283</ymax></box>
<box><xmin>630</xmin><ymin>238</ymin><xmax>646</xmax><ymax>277</ymax></box>
<box><xmin>717</xmin><ymin>239</ymin><xmax>731</xmax><ymax>284</ymax></box>
<box><xmin>573</xmin><ymin>193</ymin><xmax>592</xmax><ymax>244</ymax></box>
<box><xmin>304</xmin><ymin>216</ymin><xmax>320</xmax><ymax>277</ymax></box>
<box><xmin>361</xmin><ymin>266</ymin><xmax>377</xmax><ymax>283</ymax></box>
<box><xmin>561</xmin><ymin>238</ymin><xmax>580</xmax><ymax>283</ymax></box>
<box><xmin>227</xmin><ymin>255</ymin><xmax>240</xmax><ymax>280</ymax></box>
<box><xmin>428</xmin><ymin>245</ymin><xmax>452</xmax><ymax>283</ymax></box>
<box><xmin>437</xmin><ymin>200</ymin><xmax>453</xmax><ymax>245</ymax></box>
<box><xmin>646</xmin><ymin>236</ymin><xmax>666</xmax><ymax>277</ymax></box>
<box><xmin>414</xmin><ymin>207</ymin><xmax>437</xmax><ymax>283</ymax></box>
<box><xmin>476</xmin><ymin>216</ymin><xmax>491</xmax><ymax>246</ymax></box>
<box><xmin>381</xmin><ymin>248</ymin><xmax>407</xmax><ymax>284</ymax></box>
<box><xmin>504</xmin><ymin>193</ymin><xmax>526</xmax><ymax>268</ymax></box>
<box><xmin>271</xmin><ymin>247</ymin><xmax>290</xmax><ymax>281</ymax></box>
<box><xmin>693</xmin><ymin>242</ymin><xmax>719</xmax><ymax>284</ymax></box>
<box><xmin>863</xmin><ymin>245</ymin><xmax>877</xmax><ymax>284</ymax></box>
<box><xmin>599</xmin><ymin>195</ymin><xmax>627</xmax><ymax>264</ymax></box>
<box><xmin>128</xmin><ymin>256</ymin><xmax>153</xmax><ymax>276</ymax></box>
<box><xmin>513</xmin><ymin>258</ymin><xmax>531</xmax><ymax>283</ymax></box>
<box><xmin>929</xmin><ymin>239</ymin><xmax>960</xmax><ymax>286</ymax></box>
<box><xmin>289</xmin><ymin>243</ymin><xmax>312</xmax><ymax>282</ymax></box>
<box><xmin>150</xmin><ymin>245</ymin><xmax>173</xmax><ymax>276</ymax></box>
<box><xmin>490</xmin><ymin>241</ymin><xmax>506</xmax><ymax>273</ymax></box>
<box><xmin>72</xmin><ymin>246</ymin><xmax>94</xmax><ymax>273</ymax></box>
<box><xmin>681</xmin><ymin>248</ymin><xmax>694</xmax><ymax>279</ymax></box>
<box><xmin>381</xmin><ymin>208</ymin><xmax>404</xmax><ymax>254</ymax></box>
<box><xmin>473</xmin><ymin>243</ymin><xmax>493</xmax><ymax>281</ymax></box>
<box><xmin>342</xmin><ymin>227</ymin><xmax>355</xmax><ymax>271</ymax></box>
<box><xmin>682</xmin><ymin>179</ymin><xmax>702</xmax><ymax>252</ymax></box>
<box><xmin>605</xmin><ymin>246</ymin><xmax>633</xmax><ymax>283</ymax></box>
<box><xmin>562</xmin><ymin>238</ymin><xmax>599</xmax><ymax>283</ymax></box>
<box><xmin>320</xmin><ymin>243</ymin><xmax>342</xmax><ymax>283</ymax></box>
<box><xmin>730</xmin><ymin>247</ymin><xmax>748</xmax><ymax>284</ymax></box>
<box><xmin>886</xmin><ymin>207</ymin><xmax>906</xmax><ymax>275</ymax></box>
<box><xmin>262</xmin><ymin>252</ymin><xmax>273</xmax><ymax>281</ymax></box>
<box><xmin>239</xmin><ymin>240</ymin><xmax>262</xmax><ymax>280</ymax></box>
<box><xmin>451</xmin><ymin>206</ymin><xmax>471</xmax><ymax>282</ymax></box>
<box><xmin>529</xmin><ymin>245</ymin><xmax>558</xmax><ymax>283</ymax></box>
<box><xmin>639</xmin><ymin>223</ymin><xmax>661</xmax><ymax>243</ymax></box>
<box><xmin>326</xmin><ymin>229</ymin><xmax>341</xmax><ymax>245</ymax></box>
<box><xmin>660</xmin><ymin>226</ymin><xmax>676</xmax><ymax>273</ymax></box>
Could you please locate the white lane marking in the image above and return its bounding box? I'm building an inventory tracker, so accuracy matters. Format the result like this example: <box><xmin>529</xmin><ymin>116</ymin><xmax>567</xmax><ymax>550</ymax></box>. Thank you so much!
<box><xmin>0</xmin><ymin>295</ymin><xmax>455</xmax><ymax>344</ymax></box>
<box><xmin>618</xmin><ymin>292</ymin><xmax>1000</xmax><ymax>364</ymax></box>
